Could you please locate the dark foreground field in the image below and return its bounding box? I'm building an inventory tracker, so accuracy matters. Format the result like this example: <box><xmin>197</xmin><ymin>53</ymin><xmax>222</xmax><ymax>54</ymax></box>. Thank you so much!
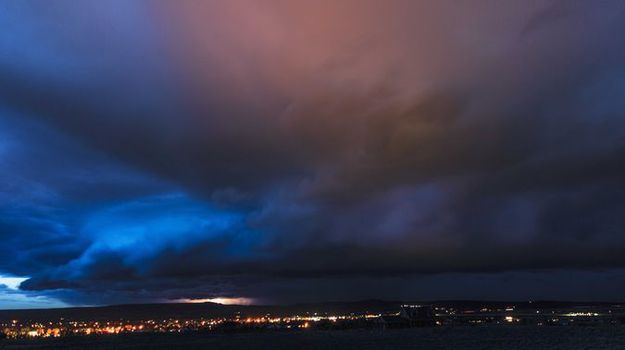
<box><xmin>3</xmin><ymin>327</ymin><xmax>625</xmax><ymax>350</ymax></box>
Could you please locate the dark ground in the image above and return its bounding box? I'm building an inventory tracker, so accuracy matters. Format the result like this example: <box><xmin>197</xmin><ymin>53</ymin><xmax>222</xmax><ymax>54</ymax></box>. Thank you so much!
<box><xmin>2</xmin><ymin>327</ymin><xmax>625</xmax><ymax>350</ymax></box>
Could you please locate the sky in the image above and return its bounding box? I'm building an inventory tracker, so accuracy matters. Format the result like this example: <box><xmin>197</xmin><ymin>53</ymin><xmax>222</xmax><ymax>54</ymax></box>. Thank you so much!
<box><xmin>1</xmin><ymin>0</ymin><xmax>625</xmax><ymax>309</ymax></box>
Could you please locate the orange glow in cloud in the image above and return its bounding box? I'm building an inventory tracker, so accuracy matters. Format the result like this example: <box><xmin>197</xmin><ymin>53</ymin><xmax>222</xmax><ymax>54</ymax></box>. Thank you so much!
<box><xmin>173</xmin><ymin>297</ymin><xmax>255</xmax><ymax>305</ymax></box>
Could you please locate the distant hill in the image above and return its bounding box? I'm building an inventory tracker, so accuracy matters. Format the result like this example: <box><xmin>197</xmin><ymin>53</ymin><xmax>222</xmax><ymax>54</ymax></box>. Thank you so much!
<box><xmin>0</xmin><ymin>299</ymin><xmax>621</xmax><ymax>322</ymax></box>
<box><xmin>0</xmin><ymin>300</ymin><xmax>402</xmax><ymax>322</ymax></box>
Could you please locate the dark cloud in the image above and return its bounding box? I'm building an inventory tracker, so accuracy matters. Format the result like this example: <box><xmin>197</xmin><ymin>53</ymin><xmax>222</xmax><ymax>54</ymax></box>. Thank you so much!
<box><xmin>1</xmin><ymin>0</ymin><xmax>625</xmax><ymax>306</ymax></box>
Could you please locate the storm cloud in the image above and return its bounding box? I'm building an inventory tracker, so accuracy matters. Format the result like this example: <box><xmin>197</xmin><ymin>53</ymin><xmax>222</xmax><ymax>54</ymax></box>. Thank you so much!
<box><xmin>2</xmin><ymin>0</ymin><xmax>625</xmax><ymax>306</ymax></box>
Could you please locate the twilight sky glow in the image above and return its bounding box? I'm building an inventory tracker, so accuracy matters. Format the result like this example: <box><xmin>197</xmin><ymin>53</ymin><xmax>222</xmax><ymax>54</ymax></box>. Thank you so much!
<box><xmin>2</xmin><ymin>0</ymin><xmax>625</xmax><ymax>309</ymax></box>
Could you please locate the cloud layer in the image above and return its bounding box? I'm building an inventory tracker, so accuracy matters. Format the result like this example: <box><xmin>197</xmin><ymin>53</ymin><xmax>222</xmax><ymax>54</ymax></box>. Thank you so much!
<box><xmin>1</xmin><ymin>0</ymin><xmax>625</xmax><ymax>306</ymax></box>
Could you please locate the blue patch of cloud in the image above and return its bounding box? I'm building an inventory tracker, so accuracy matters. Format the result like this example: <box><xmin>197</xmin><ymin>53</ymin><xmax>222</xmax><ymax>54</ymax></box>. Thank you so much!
<box><xmin>78</xmin><ymin>193</ymin><xmax>250</xmax><ymax>264</ymax></box>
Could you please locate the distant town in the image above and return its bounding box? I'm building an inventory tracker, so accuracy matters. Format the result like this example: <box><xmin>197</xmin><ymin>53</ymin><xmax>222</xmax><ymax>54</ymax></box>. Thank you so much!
<box><xmin>2</xmin><ymin>301</ymin><xmax>624</xmax><ymax>340</ymax></box>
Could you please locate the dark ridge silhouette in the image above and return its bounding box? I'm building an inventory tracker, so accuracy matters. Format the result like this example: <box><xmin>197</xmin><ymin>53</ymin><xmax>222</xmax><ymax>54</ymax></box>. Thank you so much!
<box><xmin>0</xmin><ymin>300</ymin><xmax>401</xmax><ymax>322</ymax></box>
<box><xmin>0</xmin><ymin>300</ymin><xmax>621</xmax><ymax>322</ymax></box>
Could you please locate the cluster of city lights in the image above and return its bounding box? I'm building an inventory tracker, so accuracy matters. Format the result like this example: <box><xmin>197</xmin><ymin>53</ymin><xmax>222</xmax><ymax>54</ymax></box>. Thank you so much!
<box><xmin>0</xmin><ymin>312</ymin><xmax>384</xmax><ymax>339</ymax></box>
<box><xmin>2</xmin><ymin>305</ymin><xmax>623</xmax><ymax>339</ymax></box>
